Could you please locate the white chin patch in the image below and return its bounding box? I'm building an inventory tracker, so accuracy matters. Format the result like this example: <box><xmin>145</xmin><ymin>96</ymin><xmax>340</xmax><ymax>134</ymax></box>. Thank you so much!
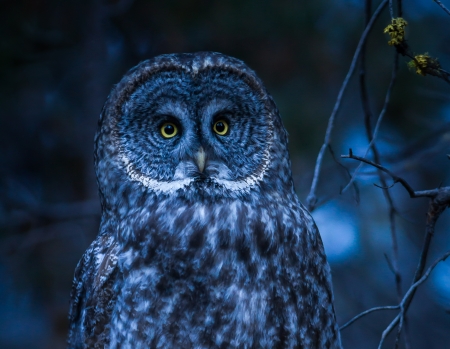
<box><xmin>125</xmin><ymin>168</ymin><xmax>261</xmax><ymax>194</ymax></box>
<box><xmin>127</xmin><ymin>172</ymin><xmax>258</xmax><ymax>194</ymax></box>
<box><xmin>120</xmin><ymin>149</ymin><xmax>270</xmax><ymax>194</ymax></box>
<box><xmin>132</xmin><ymin>174</ymin><xmax>194</xmax><ymax>193</ymax></box>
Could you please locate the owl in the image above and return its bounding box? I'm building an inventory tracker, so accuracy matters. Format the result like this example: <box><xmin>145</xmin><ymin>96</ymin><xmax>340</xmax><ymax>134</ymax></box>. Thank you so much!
<box><xmin>68</xmin><ymin>52</ymin><xmax>341</xmax><ymax>349</ymax></box>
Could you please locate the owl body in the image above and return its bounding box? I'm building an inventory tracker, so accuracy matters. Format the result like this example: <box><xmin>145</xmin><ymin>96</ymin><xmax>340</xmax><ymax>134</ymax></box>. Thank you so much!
<box><xmin>68</xmin><ymin>52</ymin><xmax>341</xmax><ymax>348</ymax></box>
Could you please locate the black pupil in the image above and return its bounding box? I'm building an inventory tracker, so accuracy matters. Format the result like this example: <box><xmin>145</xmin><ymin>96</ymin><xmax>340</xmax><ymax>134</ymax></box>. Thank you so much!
<box><xmin>164</xmin><ymin>124</ymin><xmax>174</xmax><ymax>135</ymax></box>
<box><xmin>215</xmin><ymin>122</ymin><xmax>225</xmax><ymax>133</ymax></box>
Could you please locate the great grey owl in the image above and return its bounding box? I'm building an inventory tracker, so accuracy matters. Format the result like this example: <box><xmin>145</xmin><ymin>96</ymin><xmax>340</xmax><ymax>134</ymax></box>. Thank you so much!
<box><xmin>68</xmin><ymin>52</ymin><xmax>341</xmax><ymax>348</ymax></box>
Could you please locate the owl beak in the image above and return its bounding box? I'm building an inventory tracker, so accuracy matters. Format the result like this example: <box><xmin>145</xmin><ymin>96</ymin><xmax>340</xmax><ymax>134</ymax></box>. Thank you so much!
<box><xmin>195</xmin><ymin>146</ymin><xmax>206</xmax><ymax>173</ymax></box>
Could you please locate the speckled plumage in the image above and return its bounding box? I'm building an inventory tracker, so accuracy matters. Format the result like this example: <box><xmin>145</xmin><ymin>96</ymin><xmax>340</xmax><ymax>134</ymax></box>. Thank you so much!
<box><xmin>68</xmin><ymin>52</ymin><xmax>341</xmax><ymax>348</ymax></box>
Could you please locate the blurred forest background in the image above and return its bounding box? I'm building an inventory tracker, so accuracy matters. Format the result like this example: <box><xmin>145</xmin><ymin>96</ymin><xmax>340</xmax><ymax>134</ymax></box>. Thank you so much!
<box><xmin>1</xmin><ymin>0</ymin><xmax>450</xmax><ymax>348</ymax></box>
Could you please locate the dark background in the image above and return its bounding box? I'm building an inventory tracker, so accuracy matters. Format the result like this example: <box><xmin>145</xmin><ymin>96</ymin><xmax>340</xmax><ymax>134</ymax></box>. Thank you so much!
<box><xmin>1</xmin><ymin>0</ymin><xmax>450</xmax><ymax>348</ymax></box>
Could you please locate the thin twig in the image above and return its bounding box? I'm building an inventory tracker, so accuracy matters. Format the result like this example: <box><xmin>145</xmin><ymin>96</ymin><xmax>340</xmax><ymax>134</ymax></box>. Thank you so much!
<box><xmin>328</xmin><ymin>145</ymin><xmax>360</xmax><ymax>203</ymax></box>
<box><xmin>387</xmin><ymin>54</ymin><xmax>403</xmax><ymax>306</ymax></box>
<box><xmin>384</xmin><ymin>253</ymin><xmax>397</xmax><ymax>275</ymax></box>
<box><xmin>356</xmin><ymin>0</ymin><xmax>373</xmax><ymax>202</ymax></box>
<box><xmin>433</xmin><ymin>0</ymin><xmax>450</xmax><ymax>17</ymax></box>
<box><xmin>360</xmin><ymin>0</ymin><xmax>374</xmax><ymax>139</ymax></box>
<box><xmin>374</xmin><ymin>182</ymin><xmax>396</xmax><ymax>190</ymax></box>
<box><xmin>341</xmin><ymin>54</ymin><xmax>398</xmax><ymax>194</ymax></box>
<box><xmin>341</xmin><ymin>152</ymin><xmax>450</xmax><ymax>345</ymax></box>
<box><xmin>389</xmin><ymin>204</ymin><xmax>402</xmax><ymax>300</ymax></box>
<box><xmin>378</xmin><ymin>251</ymin><xmax>450</xmax><ymax>348</ymax></box>
<box><xmin>397</xmin><ymin>0</ymin><xmax>403</xmax><ymax>16</ymax></box>
<box><xmin>389</xmin><ymin>0</ymin><xmax>395</xmax><ymax>18</ymax></box>
<box><xmin>359</xmin><ymin>10</ymin><xmax>403</xmax><ymax>309</ymax></box>
<box><xmin>305</xmin><ymin>0</ymin><xmax>389</xmax><ymax>211</ymax></box>
<box><xmin>341</xmin><ymin>150</ymin><xmax>425</xmax><ymax>198</ymax></box>
<box><xmin>394</xmin><ymin>303</ymin><xmax>405</xmax><ymax>349</ymax></box>
<box><xmin>410</xmin><ymin>197</ymin><xmax>448</xmax><ymax>287</ymax></box>
<box><xmin>344</xmin><ymin>151</ymin><xmax>450</xmax><ymax>200</ymax></box>
<box><xmin>340</xmin><ymin>305</ymin><xmax>400</xmax><ymax>331</ymax></box>
<box><xmin>385</xmin><ymin>123</ymin><xmax>450</xmax><ymax>163</ymax></box>
<box><xmin>340</xmin><ymin>251</ymin><xmax>450</xmax><ymax>340</ymax></box>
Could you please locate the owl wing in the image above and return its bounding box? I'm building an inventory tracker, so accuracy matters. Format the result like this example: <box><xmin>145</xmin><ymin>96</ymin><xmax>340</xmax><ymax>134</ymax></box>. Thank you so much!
<box><xmin>68</xmin><ymin>232</ymin><xmax>119</xmax><ymax>348</ymax></box>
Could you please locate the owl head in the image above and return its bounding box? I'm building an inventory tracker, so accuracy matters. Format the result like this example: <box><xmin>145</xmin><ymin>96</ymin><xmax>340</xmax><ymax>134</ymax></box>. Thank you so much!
<box><xmin>95</xmin><ymin>52</ymin><xmax>293</xmax><ymax>212</ymax></box>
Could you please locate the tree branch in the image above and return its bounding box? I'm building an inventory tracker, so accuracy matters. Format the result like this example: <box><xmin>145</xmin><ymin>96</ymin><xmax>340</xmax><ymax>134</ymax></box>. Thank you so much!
<box><xmin>341</xmin><ymin>149</ymin><xmax>418</xmax><ymax>197</ymax></box>
<box><xmin>340</xmin><ymin>305</ymin><xmax>400</xmax><ymax>331</ymax></box>
<box><xmin>341</xmin><ymin>151</ymin><xmax>450</xmax><ymax>346</ymax></box>
<box><xmin>378</xmin><ymin>251</ymin><xmax>450</xmax><ymax>348</ymax></box>
<box><xmin>433</xmin><ymin>0</ymin><xmax>450</xmax><ymax>17</ymax></box>
<box><xmin>306</xmin><ymin>0</ymin><xmax>389</xmax><ymax>211</ymax></box>
<box><xmin>359</xmin><ymin>8</ymin><xmax>404</xmax><ymax>322</ymax></box>
<box><xmin>341</xmin><ymin>55</ymin><xmax>398</xmax><ymax>194</ymax></box>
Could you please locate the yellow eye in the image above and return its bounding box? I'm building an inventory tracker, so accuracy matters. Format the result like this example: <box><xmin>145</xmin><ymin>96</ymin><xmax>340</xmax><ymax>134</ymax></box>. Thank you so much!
<box><xmin>213</xmin><ymin>120</ymin><xmax>229</xmax><ymax>136</ymax></box>
<box><xmin>160</xmin><ymin>122</ymin><xmax>178</xmax><ymax>138</ymax></box>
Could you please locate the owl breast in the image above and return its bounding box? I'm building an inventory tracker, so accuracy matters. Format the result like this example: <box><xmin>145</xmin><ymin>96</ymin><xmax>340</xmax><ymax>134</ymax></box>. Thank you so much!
<box><xmin>107</xmin><ymin>198</ymin><xmax>336</xmax><ymax>348</ymax></box>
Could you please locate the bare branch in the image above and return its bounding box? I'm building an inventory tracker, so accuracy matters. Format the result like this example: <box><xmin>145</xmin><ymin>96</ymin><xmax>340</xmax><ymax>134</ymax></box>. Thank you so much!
<box><xmin>341</xmin><ymin>149</ymin><xmax>419</xmax><ymax>198</ymax></box>
<box><xmin>384</xmin><ymin>253</ymin><xmax>397</xmax><ymax>275</ymax></box>
<box><xmin>342</xmin><ymin>151</ymin><xmax>450</xmax><ymax>346</ymax></box>
<box><xmin>374</xmin><ymin>182</ymin><xmax>396</xmax><ymax>190</ymax></box>
<box><xmin>359</xmin><ymin>10</ymin><xmax>404</xmax><ymax>316</ymax></box>
<box><xmin>341</xmin><ymin>55</ymin><xmax>398</xmax><ymax>194</ymax></box>
<box><xmin>340</xmin><ymin>305</ymin><xmax>400</xmax><ymax>331</ymax></box>
<box><xmin>398</xmin><ymin>0</ymin><xmax>403</xmax><ymax>16</ymax></box>
<box><xmin>433</xmin><ymin>0</ymin><xmax>450</xmax><ymax>17</ymax></box>
<box><xmin>394</xmin><ymin>304</ymin><xmax>405</xmax><ymax>349</ymax></box>
<box><xmin>378</xmin><ymin>251</ymin><xmax>450</xmax><ymax>348</ymax></box>
<box><xmin>328</xmin><ymin>145</ymin><xmax>360</xmax><ymax>203</ymax></box>
<box><xmin>342</xmin><ymin>151</ymin><xmax>450</xmax><ymax>203</ymax></box>
<box><xmin>389</xmin><ymin>0</ymin><xmax>395</xmax><ymax>18</ymax></box>
<box><xmin>340</xmin><ymin>251</ymin><xmax>450</xmax><ymax>342</ymax></box>
<box><xmin>306</xmin><ymin>0</ymin><xmax>389</xmax><ymax>211</ymax></box>
<box><xmin>411</xmin><ymin>194</ymin><xmax>449</xmax><ymax>287</ymax></box>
